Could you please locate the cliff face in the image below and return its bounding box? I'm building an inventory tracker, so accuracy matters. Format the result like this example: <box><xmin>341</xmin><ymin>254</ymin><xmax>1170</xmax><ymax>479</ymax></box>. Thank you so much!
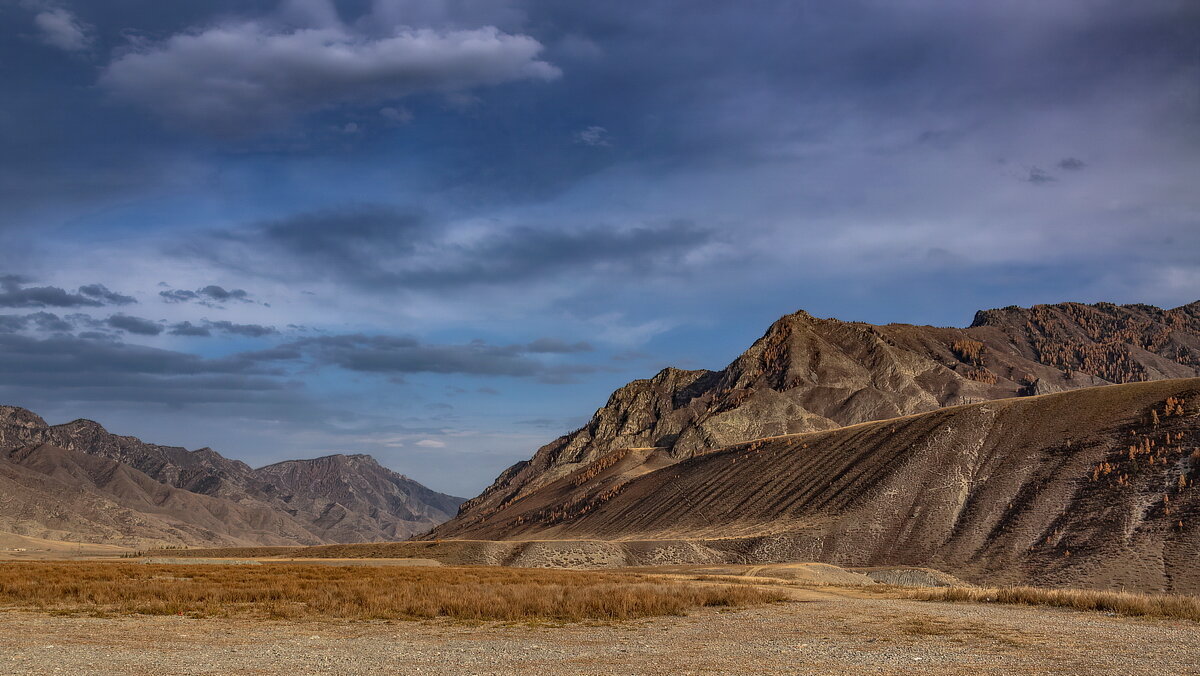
<box><xmin>444</xmin><ymin>301</ymin><xmax>1200</xmax><ymax>534</ymax></box>
<box><xmin>0</xmin><ymin>407</ymin><xmax>463</xmax><ymax>546</ymax></box>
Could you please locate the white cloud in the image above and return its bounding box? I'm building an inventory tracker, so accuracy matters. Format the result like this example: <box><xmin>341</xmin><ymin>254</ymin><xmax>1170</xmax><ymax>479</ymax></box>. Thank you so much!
<box><xmin>99</xmin><ymin>20</ymin><xmax>560</xmax><ymax>134</ymax></box>
<box><xmin>415</xmin><ymin>438</ymin><xmax>446</xmax><ymax>448</ymax></box>
<box><xmin>574</xmin><ymin>125</ymin><xmax>611</xmax><ymax>147</ymax></box>
<box><xmin>32</xmin><ymin>7</ymin><xmax>92</xmax><ymax>52</ymax></box>
<box><xmin>380</xmin><ymin>106</ymin><xmax>414</xmax><ymax>124</ymax></box>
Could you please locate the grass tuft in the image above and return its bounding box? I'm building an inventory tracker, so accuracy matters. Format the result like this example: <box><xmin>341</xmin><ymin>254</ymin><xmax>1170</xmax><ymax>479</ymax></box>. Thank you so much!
<box><xmin>915</xmin><ymin>585</ymin><xmax>1200</xmax><ymax>622</ymax></box>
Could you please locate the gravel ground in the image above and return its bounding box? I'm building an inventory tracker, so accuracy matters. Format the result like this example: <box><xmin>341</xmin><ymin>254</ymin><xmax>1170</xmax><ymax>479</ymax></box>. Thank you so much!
<box><xmin>1</xmin><ymin>587</ymin><xmax>1197</xmax><ymax>675</ymax></box>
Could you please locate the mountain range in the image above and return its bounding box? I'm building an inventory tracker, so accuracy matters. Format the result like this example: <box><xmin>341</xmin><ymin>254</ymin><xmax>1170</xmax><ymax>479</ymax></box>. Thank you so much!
<box><xmin>436</xmin><ymin>301</ymin><xmax>1200</xmax><ymax>531</ymax></box>
<box><xmin>425</xmin><ymin>301</ymin><xmax>1200</xmax><ymax>591</ymax></box>
<box><xmin>0</xmin><ymin>406</ymin><xmax>463</xmax><ymax>547</ymax></box>
<box><xmin>3</xmin><ymin>298</ymin><xmax>1198</xmax><ymax>590</ymax></box>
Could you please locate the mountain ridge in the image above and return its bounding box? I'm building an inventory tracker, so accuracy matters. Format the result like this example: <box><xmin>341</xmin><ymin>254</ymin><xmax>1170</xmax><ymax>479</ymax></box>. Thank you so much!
<box><xmin>428</xmin><ymin>377</ymin><xmax>1200</xmax><ymax>592</ymax></box>
<box><xmin>440</xmin><ymin>300</ymin><xmax>1200</xmax><ymax>536</ymax></box>
<box><xmin>0</xmin><ymin>406</ymin><xmax>464</xmax><ymax>547</ymax></box>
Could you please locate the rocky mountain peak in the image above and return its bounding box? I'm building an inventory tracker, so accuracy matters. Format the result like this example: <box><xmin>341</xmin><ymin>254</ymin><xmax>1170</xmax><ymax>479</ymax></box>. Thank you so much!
<box><xmin>445</xmin><ymin>300</ymin><xmax>1200</xmax><ymax>529</ymax></box>
<box><xmin>53</xmin><ymin>418</ymin><xmax>116</xmax><ymax>443</ymax></box>
<box><xmin>0</xmin><ymin>405</ymin><xmax>48</xmax><ymax>430</ymax></box>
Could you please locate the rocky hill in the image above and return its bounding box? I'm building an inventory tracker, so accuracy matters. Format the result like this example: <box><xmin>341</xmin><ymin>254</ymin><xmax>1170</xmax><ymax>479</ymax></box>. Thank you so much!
<box><xmin>431</xmin><ymin>377</ymin><xmax>1200</xmax><ymax>593</ymax></box>
<box><xmin>443</xmin><ymin>301</ymin><xmax>1200</xmax><ymax>530</ymax></box>
<box><xmin>0</xmin><ymin>442</ymin><xmax>319</xmax><ymax>547</ymax></box>
<box><xmin>256</xmin><ymin>454</ymin><xmax>465</xmax><ymax>542</ymax></box>
<box><xmin>0</xmin><ymin>407</ymin><xmax>463</xmax><ymax>547</ymax></box>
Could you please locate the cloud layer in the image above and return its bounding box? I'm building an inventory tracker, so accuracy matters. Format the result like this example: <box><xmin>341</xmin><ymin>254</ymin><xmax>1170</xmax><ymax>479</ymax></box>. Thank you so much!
<box><xmin>0</xmin><ymin>276</ymin><xmax>135</xmax><ymax>308</ymax></box>
<box><xmin>0</xmin><ymin>332</ymin><xmax>288</xmax><ymax>406</ymax></box>
<box><xmin>190</xmin><ymin>206</ymin><xmax>723</xmax><ymax>294</ymax></box>
<box><xmin>160</xmin><ymin>285</ymin><xmax>257</xmax><ymax>307</ymax></box>
<box><xmin>100</xmin><ymin>17</ymin><xmax>559</xmax><ymax>133</ymax></box>
<box><xmin>276</xmin><ymin>334</ymin><xmax>599</xmax><ymax>383</ymax></box>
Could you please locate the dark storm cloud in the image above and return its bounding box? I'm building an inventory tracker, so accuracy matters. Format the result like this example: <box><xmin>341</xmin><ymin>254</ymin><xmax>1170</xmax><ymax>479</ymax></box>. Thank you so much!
<box><xmin>205</xmin><ymin>320</ymin><xmax>278</xmax><ymax>338</ymax></box>
<box><xmin>26</xmin><ymin>311</ymin><xmax>73</xmax><ymax>333</ymax></box>
<box><xmin>1058</xmin><ymin>158</ymin><xmax>1086</xmax><ymax>170</ymax></box>
<box><xmin>78</xmin><ymin>284</ymin><xmax>137</xmax><ymax>305</ymax></box>
<box><xmin>1024</xmin><ymin>167</ymin><xmax>1056</xmax><ymax>185</ymax></box>
<box><xmin>199</xmin><ymin>286</ymin><xmax>249</xmax><ymax>302</ymax></box>
<box><xmin>160</xmin><ymin>285</ymin><xmax>256</xmax><ymax>307</ymax></box>
<box><xmin>18</xmin><ymin>308</ymin><xmax>273</xmax><ymax>341</ymax></box>
<box><xmin>0</xmin><ymin>312</ymin><xmax>74</xmax><ymax>333</ymax></box>
<box><xmin>498</xmin><ymin>1</ymin><xmax>1200</xmax><ymax>200</ymax></box>
<box><xmin>160</xmin><ymin>290</ymin><xmax>198</xmax><ymax>303</ymax></box>
<box><xmin>0</xmin><ymin>332</ymin><xmax>293</xmax><ymax>405</ymax></box>
<box><xmin>17</xmin><ymin>326</ymin><xmax>600</xmax><ymax>385</ymax></box>
<box><xmin>165</xmin><ymin>319</ymin><xmax>278</xmax><ymax>338</ymax></box>
<box><xmin>191</xmin><ymin>206</ymin><xmax>719</xmax><ymax>291</ymax></box>
<box><xmin>0</xmin><ymin>316</ymin><xmax>24</xmax><ymax>333</ymax></box>
<box><xmin>0</xmin><ymin>276</ymin><xmax>136</xmax><ymax>308</ymax></box>
<box><xmin>276</xmin><ymin>333</ymin><xmax>599</xmax><ymax>383</ymax></box>
<box><xmin>105</xmin><ymin>313</ymin><xmax>163</xmax><ymax>335</ymax></box>
<box><xmin>167</xmin><ymin>321</ymin><xmax>211</xmax><ymax>337</ymax></box>
<box><xmin>524</xmin><ymin>338</ymin><xmax>593</xmax><ymax>354</ymax></box>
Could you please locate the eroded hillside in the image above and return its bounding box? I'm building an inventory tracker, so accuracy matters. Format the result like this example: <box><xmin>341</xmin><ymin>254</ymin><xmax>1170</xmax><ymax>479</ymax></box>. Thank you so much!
<box><xmin>449</xmin><ymin>301</ymin><xmax>1200</xmax><ymax>530</ymax></box>
<box><xmin>432</xmin><ymin>378</ymin><xmax>1200</xmax><ymax>593</ymax></box>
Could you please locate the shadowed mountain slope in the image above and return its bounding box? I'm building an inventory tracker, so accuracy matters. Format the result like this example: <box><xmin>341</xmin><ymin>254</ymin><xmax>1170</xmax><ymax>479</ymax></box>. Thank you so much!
<box><xmin>0</xmin><ymin>407</ymin><xmax>463</xmax><ymax>546</ymax></box>
<box><xmin>431</xmin><ymin>378</ymin><xmax>1200</xmax><ymax>593</ymax></box>
<box><xmin>257</xmin><ymin>454</ymin><xmax>466</xmax><ymax>542</ymax></box>
<box><xmin>0</xmin><ymin>443</ymin><xmax>320</xmax><ymax>547</ymax></box>
<box><xmin>446</xmin><ymin>301</ymin><xmax>1200</xmax><ymax>530</ymax></box>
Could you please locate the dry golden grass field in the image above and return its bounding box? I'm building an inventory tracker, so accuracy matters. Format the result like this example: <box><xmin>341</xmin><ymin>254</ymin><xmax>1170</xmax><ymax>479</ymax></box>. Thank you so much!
<box><xmin>1</xmin><ymin>569</ymin><xmax>1198</xmax><ymax>675</ymax></box>
<box><xmin>0</xmin><ymin>561</ymin><xmax>783</xmax><ymax>621</ymax></box>
<box><xmin>909</xmin><ymin>585</ymin><xmax>1200</xmax><ymax>622</ymax></box>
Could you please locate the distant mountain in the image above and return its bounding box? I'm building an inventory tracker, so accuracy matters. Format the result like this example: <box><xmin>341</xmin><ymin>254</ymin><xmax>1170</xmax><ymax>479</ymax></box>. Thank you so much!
<box><xmin>257</xmin><ymin>454</ymin><xmax>465</xmax><ymax>542</ymax></box>
<box><xmin>0</xmin><ymin>407</ymin><xmax>463</xmax><ymax>547</ymax></box>
<box><xmin>430</xmin><ymin>377</ymin><xmax>1200</xmax><ymax>593</ymax></box>
<box><xmin>0</xmin><ymin>442</ymin><xmax>319</xmax><ymax>547</ymax></box>
<box><xmin>438</xmin><ymin>301</ymin><xmax>1200</xmax><ymax>537</ymax></box>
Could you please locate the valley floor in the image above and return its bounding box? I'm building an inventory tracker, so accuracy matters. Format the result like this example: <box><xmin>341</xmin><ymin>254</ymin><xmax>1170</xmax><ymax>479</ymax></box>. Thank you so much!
<box><xmin>2</xmin><ymin>585</ymin><xmax>1196</xmax><ymax>675</ymax></box>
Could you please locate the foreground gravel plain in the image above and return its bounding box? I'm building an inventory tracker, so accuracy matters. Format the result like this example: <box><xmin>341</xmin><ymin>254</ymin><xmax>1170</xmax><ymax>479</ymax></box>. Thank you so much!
<box><xmin>1</xmin><ymin>586</ymin><xmax>1197</xmax><ymax>675</ymax></box>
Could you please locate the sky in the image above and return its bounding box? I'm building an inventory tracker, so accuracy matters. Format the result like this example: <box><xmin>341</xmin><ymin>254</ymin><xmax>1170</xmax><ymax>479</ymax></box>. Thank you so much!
<box><xmin>0</xmin><ymin>0</ymin><xmax>1197</xmax><ymax>497</ymax></box>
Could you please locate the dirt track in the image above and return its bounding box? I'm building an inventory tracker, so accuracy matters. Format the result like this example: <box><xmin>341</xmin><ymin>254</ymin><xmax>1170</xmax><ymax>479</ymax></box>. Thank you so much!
<box><xmin>2</xmin><ymin>586</ymin><xmax>1196</xmax><ymax>675</ymax></box>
